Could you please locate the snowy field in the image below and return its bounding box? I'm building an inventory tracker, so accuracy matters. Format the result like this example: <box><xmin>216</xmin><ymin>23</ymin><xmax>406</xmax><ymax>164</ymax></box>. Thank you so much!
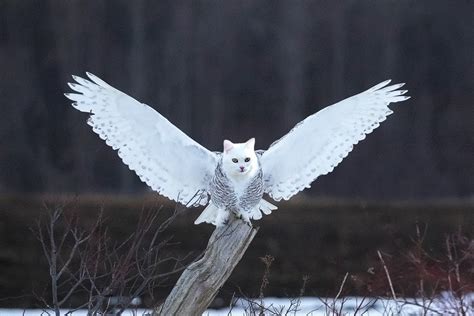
<box><xmin>2</xmin><ymin>293</ymin><xmax>473</xmax><ymax>315</ymax></box>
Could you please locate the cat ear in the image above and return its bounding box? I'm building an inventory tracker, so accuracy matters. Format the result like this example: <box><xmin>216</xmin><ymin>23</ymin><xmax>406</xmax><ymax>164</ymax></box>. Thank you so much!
<box><xmin>223</xmin><ymin>139</ymin><xmax>234</xmax><ymax>153</ymax></box>
<box><xmin>245</xmin><ymin>138</ymin><xmax>255</xmax><ymax>150</ymax></box>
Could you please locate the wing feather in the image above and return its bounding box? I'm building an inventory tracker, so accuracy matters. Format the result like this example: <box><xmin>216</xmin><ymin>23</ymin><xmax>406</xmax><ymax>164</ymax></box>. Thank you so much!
<box><xmin>65</xmin><ymin>73</ymin><xmax>218</xmax><ymax>206</ymax></box>
<box><xmin>260</xmin><ymin>80</ymin><xmax>410</xmax><ymax>201</ymax></box>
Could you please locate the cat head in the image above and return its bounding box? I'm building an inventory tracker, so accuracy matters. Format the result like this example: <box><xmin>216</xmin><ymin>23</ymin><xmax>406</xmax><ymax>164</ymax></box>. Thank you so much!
<box><xmin>222</xmin><ymin>138</ymin><xmax>258</xmax><ymax>178</ymax></box>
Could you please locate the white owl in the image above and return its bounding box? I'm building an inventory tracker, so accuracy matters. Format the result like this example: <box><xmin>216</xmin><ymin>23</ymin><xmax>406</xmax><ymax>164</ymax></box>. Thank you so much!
<box><xmin>65</xmin><ymin>73</ymin><xmax>409</xmax><ymax>226</ymax></box>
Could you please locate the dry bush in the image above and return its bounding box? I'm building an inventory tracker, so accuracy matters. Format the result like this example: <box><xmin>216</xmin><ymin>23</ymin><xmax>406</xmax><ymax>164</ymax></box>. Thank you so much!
<box><xmin>224</xmin><ymin>225</ymin><xmax>474</xmax><ymax>315</ymax></box>
<box><xmin>367</xmin><ymin>224</ymin><xmax>474</xmax><ymax>315</ymax></box>
<box><xmin>32</xmin><ymin>202</ymin><xmax>192</xmax><ymax>315</ymax></box>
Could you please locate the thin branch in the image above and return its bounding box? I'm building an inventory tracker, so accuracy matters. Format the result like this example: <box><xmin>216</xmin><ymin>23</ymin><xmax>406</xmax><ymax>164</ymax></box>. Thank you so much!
<box><xmin>377</xmin><ymin>250</ymin><xmax>397</xmax><ymax>301</ymax></box>
<box><xmin>335</xmin><ymin>272</ymin><xmax>349</xmax><ymax>301</ymax></box>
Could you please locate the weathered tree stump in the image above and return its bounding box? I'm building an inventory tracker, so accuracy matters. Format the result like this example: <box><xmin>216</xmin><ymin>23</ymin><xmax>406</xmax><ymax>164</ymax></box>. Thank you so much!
<box><xmin>154</xmin><ymin>217</ymin><xmax>258</xmax><ymax>315</ymax></box>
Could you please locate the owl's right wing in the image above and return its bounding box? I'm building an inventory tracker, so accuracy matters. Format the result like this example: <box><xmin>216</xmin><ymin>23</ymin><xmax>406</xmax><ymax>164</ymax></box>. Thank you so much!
<box><xmin>260</xmin><ymin>80</ymin><xmax>410</xmax><ymax>202</ymax></box>
<box><xmin>65</xmin><ymin>73</ymin><xmax>218</xmax><ymax>206</ymax></box>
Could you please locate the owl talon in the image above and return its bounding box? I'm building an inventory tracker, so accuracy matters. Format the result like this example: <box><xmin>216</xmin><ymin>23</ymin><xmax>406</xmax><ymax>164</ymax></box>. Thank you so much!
<box><xmin>230</xmin><ymin>212</ymin><xmax>252</xmax><ymax>227</ymax></box>
<box><xmin>233</xmin><ymin>212</ymin><xmax>242</xmax><ymax>220</ymax></box>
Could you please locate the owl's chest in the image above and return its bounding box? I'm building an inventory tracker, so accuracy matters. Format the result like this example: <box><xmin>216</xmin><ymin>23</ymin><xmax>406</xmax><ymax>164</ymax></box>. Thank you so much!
<box><xmin>210</xmin><ymin>167</ymin><xmax>263</xmax><ymax>208</ymax></box>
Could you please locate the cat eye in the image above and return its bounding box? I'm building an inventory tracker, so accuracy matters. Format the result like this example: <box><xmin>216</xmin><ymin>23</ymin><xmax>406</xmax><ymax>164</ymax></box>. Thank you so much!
<box><xmin>244</xmin><ymin>157</ymin><xmax>250</xmax><ymax>162</ymax></box>
<box><xmin>232</xmin><ymin>158</ymin><xmax>238</xmax><ymax>163</ymax></box>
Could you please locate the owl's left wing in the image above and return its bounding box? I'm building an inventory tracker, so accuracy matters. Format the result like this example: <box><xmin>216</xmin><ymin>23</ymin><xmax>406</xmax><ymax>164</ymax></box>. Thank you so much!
<box><xmin>260</xmin><ymin>80</ymin><xmax>410</xmax><ymax>201</ymax></box>
<box><xmin>65</xmin><ymin>73</ymin><xmax>218</xmax><ymax>206</ymax></box>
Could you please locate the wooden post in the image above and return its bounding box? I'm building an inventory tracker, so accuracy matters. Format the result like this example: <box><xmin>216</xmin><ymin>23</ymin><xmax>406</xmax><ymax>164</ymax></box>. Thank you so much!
<box><xmin>154</xmin><ymin>218</ymin><xmax>258</xmax><ymax>315</ymax></box>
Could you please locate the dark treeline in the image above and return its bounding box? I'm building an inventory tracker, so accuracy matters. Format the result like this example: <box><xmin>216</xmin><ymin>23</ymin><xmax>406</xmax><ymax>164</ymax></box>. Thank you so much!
<box><xmin>0</xmin><ymin>0</ymin><xmax>472</xmax><ymax>198</ymax></box>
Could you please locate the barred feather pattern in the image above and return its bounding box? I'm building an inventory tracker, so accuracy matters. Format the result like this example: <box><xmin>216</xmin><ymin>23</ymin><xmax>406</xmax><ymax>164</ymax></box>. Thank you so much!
<box><xmin>210</xmin><ymin>161</ymin><xmax>239</xmax><ymax>212</ymax></box>
<box><xmin>210</xmin><ymin>158</ymin><xmax>264</xmax><ymax>217</ymax></box>
<box><xmin>239</xmin><ymin>169</ymin><xmax>264</xmax><ymax>215</ymax></box>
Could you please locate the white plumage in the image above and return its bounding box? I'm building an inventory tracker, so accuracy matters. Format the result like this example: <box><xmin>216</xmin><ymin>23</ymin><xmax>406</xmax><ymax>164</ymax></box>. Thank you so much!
<box><xmin>260</xmin><ymin>80</ymin><xmax>409</xmax><ymax>201</ymax></box>
<box><xmin>65</xmin><ymin>73</ymin><xmax>409</xmax><ymax>225</ymax></box>
<box><xmin>66</xmin><ymin>73</ymin><xmax>217</xmax><ymax>207</ymax></box>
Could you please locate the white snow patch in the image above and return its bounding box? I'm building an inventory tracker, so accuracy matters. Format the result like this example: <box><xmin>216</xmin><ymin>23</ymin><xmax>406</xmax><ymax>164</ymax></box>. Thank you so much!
<box><xmin>2</xmin><ymin>292</ymin><xmax>473</xmax><ymax>316</ymax></box>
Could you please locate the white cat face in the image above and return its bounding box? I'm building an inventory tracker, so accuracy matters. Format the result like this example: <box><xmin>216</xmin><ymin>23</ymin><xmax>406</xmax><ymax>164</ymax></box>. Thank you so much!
<box><xmin>222</xmin><ymin>138</ymin><xmax>258</xmax><ymax>177</ymax></box>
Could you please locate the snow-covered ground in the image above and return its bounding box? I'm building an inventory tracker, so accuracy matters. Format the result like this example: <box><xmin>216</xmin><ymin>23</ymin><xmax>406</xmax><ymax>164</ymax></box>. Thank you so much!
<box><xmin>207</xmin><ymin>293</ymin><xmax>474</xmax><ymax>315</ymax></box>
<box><xmin>2</xmin><ymin>293</ymin><xmax>473</xmax><ymax>315</ymax></box>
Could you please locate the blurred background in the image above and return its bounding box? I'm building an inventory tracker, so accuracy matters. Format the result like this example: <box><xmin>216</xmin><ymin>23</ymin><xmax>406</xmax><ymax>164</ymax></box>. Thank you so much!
<box><xmin>0</xmin><ymin>0</ymin><xmax>473</xmax><ymax>310</ymax></box>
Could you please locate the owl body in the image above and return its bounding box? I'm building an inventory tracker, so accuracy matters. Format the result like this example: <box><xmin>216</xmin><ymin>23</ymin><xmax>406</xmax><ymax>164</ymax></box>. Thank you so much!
<box><xmin>66</xmin><ymin>73</ymin><xmax>410</xmax><ymax>226</ymax></box>
<box><xmin>209</xmin><ymin>156</ymin><xmax>264</xmax><ymax>225</ymax></box>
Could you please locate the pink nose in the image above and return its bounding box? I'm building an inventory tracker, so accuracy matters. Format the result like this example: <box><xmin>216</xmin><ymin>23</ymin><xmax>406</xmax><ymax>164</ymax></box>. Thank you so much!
<box><xmin>240</xmin><ymin>166</ymin><xmax>245</xmax><ymax>171</ymax></box>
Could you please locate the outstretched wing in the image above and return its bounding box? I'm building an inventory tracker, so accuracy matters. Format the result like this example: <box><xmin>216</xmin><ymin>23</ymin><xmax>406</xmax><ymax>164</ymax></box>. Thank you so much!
<box><xmin>260</xmin><ymin>80</ymin><xmax>410</xmax><ymax>201</ymax></box>
<box><xmin>65</xmin><ymin>73</ymin><xmax>218</xmax><ymax>206</ymax></box>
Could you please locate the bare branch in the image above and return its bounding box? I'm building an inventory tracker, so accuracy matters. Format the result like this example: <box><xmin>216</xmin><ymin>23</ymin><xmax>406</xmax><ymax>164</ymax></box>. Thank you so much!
<box><xmin>377</xmin><ymin>250</ymin><xmax>397</xmax><ymax>301</ymax></box>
